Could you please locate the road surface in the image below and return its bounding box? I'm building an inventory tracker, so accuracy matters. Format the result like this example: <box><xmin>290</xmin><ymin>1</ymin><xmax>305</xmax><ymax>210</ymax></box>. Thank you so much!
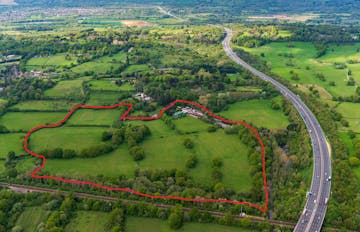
<box><xmin>157</xmin><ymin>6</ymin><xmax>184</xmax><ymax>21</ymax></box>
<box><xmin>222</xmin><ymin>28</ymin><xmax>332</xmax><ymax>232</ymax></box>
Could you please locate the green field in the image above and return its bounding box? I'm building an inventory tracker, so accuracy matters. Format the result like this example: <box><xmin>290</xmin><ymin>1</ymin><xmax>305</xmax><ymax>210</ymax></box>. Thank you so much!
<box><xmin>0</xmin><ymin>133</ymin><xmax>25</xmax><ymax>158</ymax></box>
<box><xmin>40</xmin><ymin>117</ymin><xmax>252</xmax><ymax>192</ymax></box>
<box><xmin>65</xmin><ymin>211</ymin><xmax>109</xmax><ymax>232</ymax></box>
<box><xmin>71</xmin><ymin>52</ymin><xmax>127</xmax><ymax>74</ymax></box>
<box><xmin>127</xmin><ymin>217</ymin><xmax>250</xmax><ymax>232</ymax></box>
<box><xmin>16</xmin><ymin>207</ymin><xmax>50</xmax><ymax>232</ymax></box>
<box><xmin>66</xmin><ymin>108</ymin><xmax>122</xmax><ymax>126</ymax></box>
<box><xmin>335</xmin><ymin>102</ymin><xmax>360</xmax><ymax>132</ymax></box>
<box><xmin>220</xmin><ymin>99</ymin><xmax>289</xmax><ymax>129</ymax></box>
<box><xmin>123</xmin><ymin>64</ymin><xmax>150</xmax><ymax>74</ymax></box>
<box><xmin>29</xmin><ymin>127</ymin><xmax>106</xmax><ymax>152</ymax></box>
<box><xmin>44</xmin><ymin>79</ymin><xmax>84</xmax><ymax>98</ymax></box>
<box><xmin>10</xmin><ymin>100</ymin><xmax>79</xmax><ymax>111</ymax></box>
<box><xmin>0</xmin><ymin>112</ymin><xmax>66</xmax><ymax>131</ymax></box>
<box><xmin>42</xmin><ymin>145</ymin><xmax>135</xmax><ymax>178</ymax></box>
<box><xmin>86</xmin><ymin>92</ymin><xmax>123</xmax><ymax>105</ymax></box>
<box><xmin>241</xmin><ymin>42</ymin><xmax>360</xmax><ymax>97</ymax></box>
<box><xmin>27</xmin><ymin>53</ymin><xmax>78</xmax><ymax>69</ymax></box>
<box><xmin>174</xmin><ymin>116</ymin><xmax>210</xmax><ymax>133</ymax></box>
<box><xmin>88</xmin><ymin>80</ymin><xmax>135</xmax><ymax>91</ymax></box>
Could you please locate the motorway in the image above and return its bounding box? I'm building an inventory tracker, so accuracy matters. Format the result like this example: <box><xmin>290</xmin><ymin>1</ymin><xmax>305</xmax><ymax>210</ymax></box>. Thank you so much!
<box><xmin>222</xmin><ymin>28</ymin><xmax>332</xmax><ymax>232</ymax></box>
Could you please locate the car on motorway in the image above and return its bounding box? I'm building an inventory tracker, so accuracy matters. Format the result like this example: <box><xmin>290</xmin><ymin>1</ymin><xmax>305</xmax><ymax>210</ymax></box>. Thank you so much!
<box><xmin>324</xmin><ymin>198</ymin><xmax>329</xmax><ymax>205</ymax></box>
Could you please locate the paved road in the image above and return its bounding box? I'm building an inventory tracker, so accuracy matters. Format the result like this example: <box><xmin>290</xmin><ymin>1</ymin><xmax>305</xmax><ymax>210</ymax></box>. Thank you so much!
<box><xmin>157</xmin><ymin>6</ymin><xmax>184</xmax><ymax>21</ymax></box>
<box><xmin>222</xmin><ymin>28</ymin><xmax>332</xmax><ymax>232</ymax></box>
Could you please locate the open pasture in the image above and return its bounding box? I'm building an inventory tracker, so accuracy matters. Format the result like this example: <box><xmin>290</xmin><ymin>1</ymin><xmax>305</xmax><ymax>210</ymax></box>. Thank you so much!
<box><xmin>65</xmin><ymin>211</ymin><xmax>109</xmax><ymax>232</ymax></box>
<box><xmin>220</xmin><ymin>99</ymin><xmax>289</xmax><ymax>129</ymax></box>
<box><xmin>241</xmin><ymin>42</ymin><xmax>360</xmax><ymax>97</ymax></box>
<box><xmin>39</xmin><ymin>117</ymin><xmax>252</xmax><ymax>192</ymax></box>
<box><xmin>44</xmin><ymin>79</ymin><xmax>84</xmax><ymax>99</ymax></box>
<box><xmin>66</xmin><ymin>108</ymin><xmax>122</xmax><ymax>126</ymax></box>
<box><xmin>86</xmin><ymin>92</ymin><xmax>124</xmax><ymax>105</ymax></box>
<box><xmin>0</xmin><ymin>112</ymin><xmax>66</xmax><ymax>131</ymax></box>
<box><xmin>0</xmin><ymin>133</ymin><xmax>25</xmax><ymax>158</ymax></box>
<box><xmin>10</xmin><ymin>100</ymin><xmax>79</xmax><ymax>111</ymax></box>
<box><xmin>71</xmin><ymin>52</ymin><xmax>127</xmax><ymax>74</ymax></box>
<box><xmin>336</xmin><ymin>102</ymin><xmax>360</xmax><ymax>132</ymax></box>
<box><xmin>29</xmin><ymin>127</ymin><xmax>105</xmax><ymax>152</ymax></box>
<box><xmin>88</xmin><ymin>80</ymin><xmax>135</xmax><ymax>91</ymax></box>
<box><xmin>16</xmin><ymin>207</ymin><xmax>50</xmax><ymax>232</ymax></box>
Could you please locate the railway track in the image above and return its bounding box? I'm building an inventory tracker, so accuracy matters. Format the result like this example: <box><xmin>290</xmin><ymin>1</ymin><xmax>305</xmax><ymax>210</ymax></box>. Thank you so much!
<box><xmin>0</xmin><ymin>182</ymin><xmax>294</xmax><ymax>228</ymax></box>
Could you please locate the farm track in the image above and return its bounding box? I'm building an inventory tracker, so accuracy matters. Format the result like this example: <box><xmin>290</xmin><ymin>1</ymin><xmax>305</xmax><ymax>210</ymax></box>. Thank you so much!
<box><xmin>23</xmin><ymin>99</ymin><xmax>269</xmax><ymax>212</ymax></box>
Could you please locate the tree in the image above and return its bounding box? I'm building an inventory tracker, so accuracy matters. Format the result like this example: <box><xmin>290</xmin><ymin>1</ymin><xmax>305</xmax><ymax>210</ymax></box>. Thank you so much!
<box><xmin>168</xmin><ymin>206</ymin><xmax>184</xmax><ymax>230</ymax></box>
<box><xmin>207</xmin><ymin>126</ymin><xmax>217</xmax><ymax>133</ymax></box>
<box><xmin>7</xmin><ymin>151</ymin><xmax>16</xmax><ymax>161</ymax></box>
<box><xmin>129</xmin><ymin>146</ymin><xmax>145</xmax><ymax>161</ymax></box>
<box><xmin>212</xmin><ymin>157</ymin><xmax>223</xmax><ymax>168</ymax></box>
<box><xmin>185</xmin><ymin>155</ymin><xmax>198</xmax><ymax>169</ymax></box>
<box><xmin>183</xmin><ymin>138</ymin><xmax>194</xmax><ymax>149</ymax></box>
<box><xmin>188</xmin><ymin>207</ymin><xmax>200</xmax><ymax>222</ymax></box>
<box><xmin>62</xmin><ymin>149</ymin><xmax>76</xmax><ymax>159</ymax></box>
<box><xmin>107</xmin><ymin>208</ymin><xmax>125</xmax><ymax>231</ymax></box>
<box><xmin>349</xmin><ymin>157</ymin><xmax>360</xmax><ymax>167</ymax></box>
<box><xmin>7</xmin><ymin>168</ymin><xmax>17</xmax><ymax>178</ymax></box>
<box><xmin>102</xmin><ymin>131</ymin><xmax>113</xmax><ymax>141</ymax></box>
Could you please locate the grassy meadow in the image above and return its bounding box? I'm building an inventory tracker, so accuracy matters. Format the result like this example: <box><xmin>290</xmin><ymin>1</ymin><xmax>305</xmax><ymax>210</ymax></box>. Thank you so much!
<box><xmin>0</xmin><ymin>112</ymin><xmax>66</xmax><ymax>131</ymax></box>
<box><xmin>0</xmin><ymin>133</ymin><xmax>25</xmax><ymax>158</ymax></box>
<box><xmin>86</xmin><ymin>92</ymin><xmax>123</xmax><ymax>105</ymax></box>
<box><xmin>71</xmin><ymin>52</ymin><xmax>127</xmax><ymax>74</ymax></box>
<box><xmin>335</xmin><ymin>102</ymin><xmax>360</xmax><ymax>133</ymax></box>
<box><xmin>35</xmin><ymin>116</ymin><xmax>252</xmax><ymax>192</ymax></box>
<box><xmin>26</xmin><ymin>53</ymin><xmax>78</xmax><ymax>71</ymax></box>
<box><xmin>66</xmin><ymin>108</ymin><xmax>122</xmax><ymax>126</ymax></box>
<box><xmin>220</xmin><ymin>98</ymin><xmax>289</xmax><ymax>129</ymax></box>
<box><xmin>10</xmin><ymin>100</ymin><xmax>79</xmax><ymax>111</ymax></box>
<box><xmin>241</xmin><ymin>42</ymin><xmax>360</xmax><ymax>97</ymax></box>
<box><xmin>44</xmin><ymin>79</ymin><xmax>84</xmax><ymax>98</ymax></box>
<box><xmin>88</xmin><ymin>80</ymin><xmax>135</xmax><ymax>91</ymax></box>
<box><xmin>29</xmin><ymin>127</ymin><xmax>106</xmax><ymax>152</ymax></box>
<box><xmin>16</xmin><ymin>207</ymin><xmax>50</xmax><ymax>232</ymax></box>
<box><xmin>65</xmin><ymin>211</ymin><xmax>109</xmax><ymax>232</ymax></box>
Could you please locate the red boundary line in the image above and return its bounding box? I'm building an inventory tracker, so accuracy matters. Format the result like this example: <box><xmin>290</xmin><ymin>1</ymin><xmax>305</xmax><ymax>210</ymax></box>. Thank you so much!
<box><xmin>23</xmin><ymin>100</ymin><xmax>268</xmax><ymax>213</ymax></box>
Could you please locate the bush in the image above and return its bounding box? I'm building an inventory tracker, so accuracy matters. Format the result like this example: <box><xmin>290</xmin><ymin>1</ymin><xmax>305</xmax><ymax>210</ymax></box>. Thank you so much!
<box><xmin>62</xmin><ymin>149</ymin><xmax>76</xmax><ymax>159</ymax></box>
<box><xmin>168</xmin><ymin>206</ymin><xmax>184</xmax><ymax>230</ymax></box>
<box><xmin>130</xmin><ymin>146</ymin><xmax>145</xmax><ymax>161</ymax></box>
<box><xmin>207</xmin><ymin>125</ymin><xmax>217</xmax><ymax>133</ymax></box>
<box><xmin>183</xmin><ymin>138</ymin><xmax>194</xmax><ymax>149</ymax></box>
<box><xmin>101</xmin><ymin>131</ymin><xmax>113</xmax><ymax>141</ymax></box>
<box><xmin>349</xmin><ymin>157</ymin><xmax>360</xmax><ymax>167</ymax></box>
<box><xmin>212</xmin><ymin>157</ymin><xmax>223</xmax><ymax>168</ymax></box>
<box><xmin>186</xmin><ymin>155</ymin><xmax>198</xmax><ymax>169</ymax></box>
<box><xmin>212</xmin><ymin>168</ymin><xmax>222</xmax><ymax>182</ymax></box>
<box><xmin>341</xmin><ymin>119</ymin><xmax>349</xmax><ymax>127</ymax></box>
<box><xmin>224</xmin><ymin>126</ymin><xmax>238</xmax><ymax>135</ymax></box>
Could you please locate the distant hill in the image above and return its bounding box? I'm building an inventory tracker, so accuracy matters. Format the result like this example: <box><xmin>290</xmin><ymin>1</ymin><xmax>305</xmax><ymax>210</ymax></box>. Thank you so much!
<box><xmin>3</xmin><ymin>0</ymin><xmax>360</xmax><ymax>16</ymax></box>
<box><xmin>7</xmin><ymin>0</ymin><xmax>360</xmax><ymax>13</ymax></box>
